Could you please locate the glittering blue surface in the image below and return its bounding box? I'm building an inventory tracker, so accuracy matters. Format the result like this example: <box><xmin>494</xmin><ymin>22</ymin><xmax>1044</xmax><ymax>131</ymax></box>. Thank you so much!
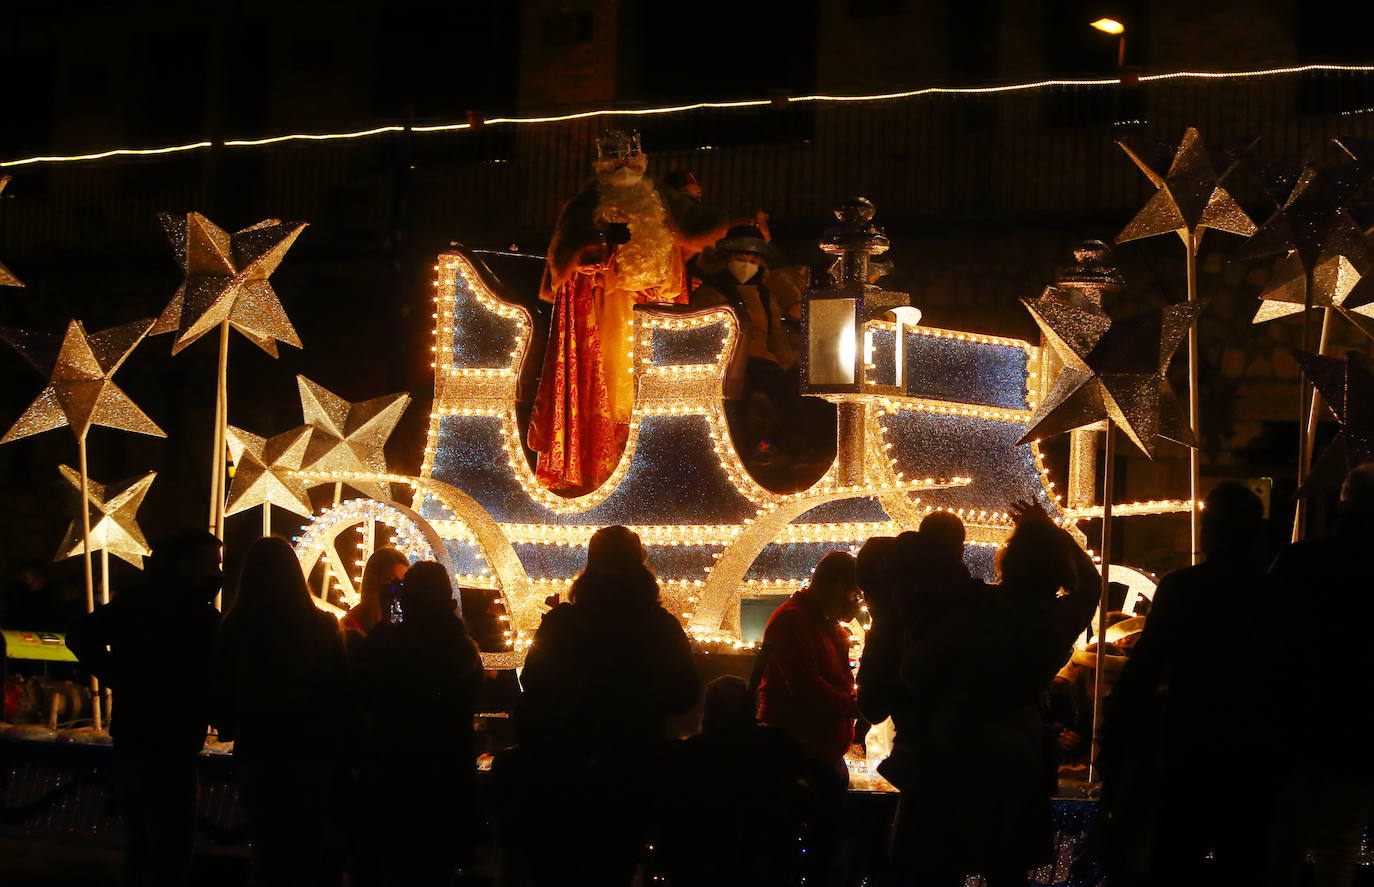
<box><xmin>649</xmin><ymin>318</ymin><xmax>730</xmax><ymax>365</ymax></box>
<box><xmin>966</xmin><ymin>543</ymin><xmax>998</xmax><ymax>582</ymax></box>
<box><xmin>797</xmin><ymin>498</ymin><xmax>891</xmax><ymax>522</ymax></box>
<box><xmin>881</xmin><ymin>411</ymin><xmax>1058</xmax><ymax>515</ymax></box>
<box><xmin>868</xmin><ymin>327</ymin><xmax>899</xmax><ymax>388</ymax></box>
<box><xmin>904</xmin><ymin>333</ymin><xmax>1031</xmax><ymax>410</ymax></box>
<box><xmin>448</xmin><ymin>269</ymin><xmax>523</xmax><ymax>368</ymax></box>
<box><xmin>426</xmin><ymin>414</ymin><xmax>759</xmax><ymax>526</ymax></box>
<box><xmin>511</xmin><ymin>543</ymin><xmax>722</xmax><ymax>581</ymax></box>
<box><xmin>746</xmin><ymin>542</ymin><xmax>852</xmax><ymax>581</ymax></box>
<box><xmin>439</xmin><ymin>538</ymin><xmax>488</xmax><ymax>576</ymax></box>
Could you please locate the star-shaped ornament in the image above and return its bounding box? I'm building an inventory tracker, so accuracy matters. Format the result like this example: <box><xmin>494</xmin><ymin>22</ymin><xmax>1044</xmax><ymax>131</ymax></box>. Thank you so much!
<box><xmin>225</xmin><ymin>425</ymin><xmax>315</xmax><ymax>518</ymax></box>
<box><xmin>1240</xmin><ymin>140</ymin><xmax>1373</xmax><ymax>270</ymax></box>
<box><xmin>1252</xmin><ymin>215</ymin><xmax>1374</xmax><ymax>338</ymax></box>
<box><xmin>1116</xmin><ymin>127</ymin><xmax>1257</xmax><ymax>246</ymax></box>
<box><xmin>1018</xmin><ymin>296</ymin><xmax>1202</xmax><ymax>458</ymax></box>
<box><xmin>297</xmin><ymin>375</ymin><xmax>410</xmax><ymax>500</ymax></box>
<box><xmin>1293</xmin><ymin>349</ymin><xmax>1374</xmax><ymax>495</ymax></box>
<box><xmin>55</xmin><ymin>466</ymin><xmax>156</xmax><ymax>568</ymax></box>
<box><xmin>151</xmin><ymin>212</ymin><xmax>307</xmax><ymax>357</ymax></box>
<box><xmin>1</xmin><ymin>319</ymin><xmax>165</xmax><ymax>443</ymax></box>
<box><xmin>0</xmin><ymin>176</ymin><xmax>23</xmax><ymax>287</ymax></box>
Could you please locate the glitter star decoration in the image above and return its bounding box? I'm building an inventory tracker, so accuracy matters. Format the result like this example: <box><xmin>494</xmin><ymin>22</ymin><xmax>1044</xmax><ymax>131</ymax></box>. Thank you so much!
<box><xmin>1017</xmin><ymin>296</ymin><xmax>1202</xmax><ymax>458</ymax></box>
<box><xmin>1</xmin><ymin>319</ymin><xmax>166</xmax><ymax>443</ymax></box>
<box><xmin>297</xmin><ymin>375</ymin><xmax>410</xmax><ymax>500</ymax></box>
<box><xmin>225</xmin><ymin>424</ymin><xmax>315</xmax><ymax>518</ymax></box>
<box><xmin>0</xmin><ymin>176</ymin><xmax>22</xmax><ymax>287</ymax></box>
<box><xmin>1252</xmin><ymin>214</ymin><xmax>1374</xmax><ymax>338</ymax></box>
<box><xmin>151</xmin><ymin>212</ymin><xmax>307</xmax><ymax>356</ymax></box>
<box><xmin>55</xmin><ymin>465</ymin><xmax>156</xmax><ymax>567</ymax></box>
<box><xmin>1116</xmin><ymin>127</ymin><xmax>1257</xmax><ymax>246</ymax></box>
<box><xmin>1293</xmin><ymin>349</ymin><xmax>1374</xmax><ymax>494</ymax></box>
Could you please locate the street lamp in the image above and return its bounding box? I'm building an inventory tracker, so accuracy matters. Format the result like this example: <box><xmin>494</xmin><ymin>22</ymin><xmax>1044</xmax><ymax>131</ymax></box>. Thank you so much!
<box><xmin>1090</xmin><ymin>17</ymin><xmax>1126</xmax><ymax>68</ymax></box>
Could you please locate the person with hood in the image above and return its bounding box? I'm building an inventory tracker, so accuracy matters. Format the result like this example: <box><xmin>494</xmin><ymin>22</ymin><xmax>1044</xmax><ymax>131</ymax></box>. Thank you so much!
<box><xmin>213</xmin><ymin>536</ymin><xmax>354</xmax><ymax>887</ymax></box>
<box><xmin>898</xmin><ymin>500</ymin><xmax>1098</xmax><ymax>887</ymax></box>
<box><xmin>353</xmin><ymin>561</ymin><xmax>484</xmax><ymax>886</ymax></box>
<box><xmin>67</xmin><ymin>528</ymin><xmax>224</xmax><ymax>887</ymax></box>
<box><xmin>513</xmin><ymin>525</ymin><xmax>700</xmax><ymax>885</ymax></box>
<box><xmin>757</xmin><ymin>550</ymin><xmax>863</xmax><ymax>885</ymax></box>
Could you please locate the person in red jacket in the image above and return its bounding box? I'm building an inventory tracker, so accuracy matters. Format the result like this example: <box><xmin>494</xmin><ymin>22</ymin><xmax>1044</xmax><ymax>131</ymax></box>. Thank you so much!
<box><xmin>757</xmin><ymin>550</ymin><xmax>862</xmax><ymax>885</ymax></box>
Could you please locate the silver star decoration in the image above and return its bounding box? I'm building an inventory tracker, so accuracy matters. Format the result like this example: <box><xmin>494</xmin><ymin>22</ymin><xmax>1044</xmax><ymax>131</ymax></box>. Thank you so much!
<box><xmin>55</xmin><ymin>466</ymin><xmax>156</xmax><ymax>568</ymax></box>
<box><xmin>225</xmin><ymin>425</ymin><xmax>314</xmax><ymax>518</ymax></box>
<box><xmin>1018</xmin><ymin>296</ymin><xmax>1202</xmax><ymax>458</ymax></box>
<box><xmin>151</xmin><ymin>212</ymin><xmax>307</xmax><ymax>356</ymax></box>
<box><xmin>1117</xmin><ymin>127</ymin><xmax>1256</xmax><ymax>246</ymax></box>
<box><xmin>297</xmin><ymin>375</ymin><xmax>410</xmax><ymax>500</ymax></box>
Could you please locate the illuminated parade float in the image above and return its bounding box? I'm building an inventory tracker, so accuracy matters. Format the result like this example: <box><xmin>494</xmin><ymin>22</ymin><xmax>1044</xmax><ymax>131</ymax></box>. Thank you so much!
<box><xmin>291</xmin><ymin>200</ymin><xmax>1185</xmax><ymax>668</ymax></box>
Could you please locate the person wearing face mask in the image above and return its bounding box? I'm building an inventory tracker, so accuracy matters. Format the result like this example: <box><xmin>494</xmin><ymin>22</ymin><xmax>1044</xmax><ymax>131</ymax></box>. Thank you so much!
<box><xmin>67</xmin><ymin>529</ymin><xmax>225</xmax><ymax>887</ymax></box>
<box><xmin>528</xmin><ymin>131</ymin><xmax>736</xmax><ymax>495</ymax></box>
<box><xmin>689</xmin><ymin>225</ymin><xmax>800</xmax><ymax>470</ymax></box>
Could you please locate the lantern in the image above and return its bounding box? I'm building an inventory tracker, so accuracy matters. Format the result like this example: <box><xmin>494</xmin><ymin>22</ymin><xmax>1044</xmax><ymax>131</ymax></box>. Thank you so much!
<box><xmin>801</xmin><ymin>198</ymin><xmax>920</xmax><ymax>396</ymax></box>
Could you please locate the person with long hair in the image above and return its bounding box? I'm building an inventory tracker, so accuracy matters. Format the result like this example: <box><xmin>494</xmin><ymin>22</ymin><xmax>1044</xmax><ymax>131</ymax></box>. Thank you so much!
<box><xmin>512</xmin><ymin>525</ymin><xmax>700</xmax><ymax>886</ymax></box>
<box><xmin>896</xmin><ymin>500</ymin><xmax>1097</xmax><ymax>887</ymax></box>
<box><xmin>352</xmin><ymin>561</ymin><xmax>484</xmax><ymax>887</ymax></box>
<box><xmin>213</xmin><ymin>536</ymin><xmax>354</xmax><ymax>887</ymax></box>
<box><xmin>341</xmin><ymin>547</ymin><xmax>409</xmax><ymax>653</ymax></box>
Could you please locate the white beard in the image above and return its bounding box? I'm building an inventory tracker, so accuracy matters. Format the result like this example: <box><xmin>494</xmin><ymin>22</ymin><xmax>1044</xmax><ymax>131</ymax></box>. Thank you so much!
<box><xmin>594</xmin><ymin>177</ymin><xmax>674</xmax><ymax>292</ymax></box>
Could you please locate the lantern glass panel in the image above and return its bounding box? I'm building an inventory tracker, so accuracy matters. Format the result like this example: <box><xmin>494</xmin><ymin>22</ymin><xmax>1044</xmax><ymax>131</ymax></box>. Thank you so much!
<box><xmin>808</xmin><ymin>298</ymin><xmax>858</xmax><ymax>386</ymax></box>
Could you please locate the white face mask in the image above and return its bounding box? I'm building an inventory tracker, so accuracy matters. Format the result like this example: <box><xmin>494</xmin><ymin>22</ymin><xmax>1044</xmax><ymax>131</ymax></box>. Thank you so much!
<box><xmin>728</xmin><ymin>259</ymin><xmax>760</xmax><ymax>284</ymax></box>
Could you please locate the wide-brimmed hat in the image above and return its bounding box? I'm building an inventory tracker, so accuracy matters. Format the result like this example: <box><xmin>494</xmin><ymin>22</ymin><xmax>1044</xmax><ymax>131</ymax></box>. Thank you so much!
<box><xmin>716</xmin><ymin>225</ymin><xmax>782</xmax><ymax>265</ymax></box>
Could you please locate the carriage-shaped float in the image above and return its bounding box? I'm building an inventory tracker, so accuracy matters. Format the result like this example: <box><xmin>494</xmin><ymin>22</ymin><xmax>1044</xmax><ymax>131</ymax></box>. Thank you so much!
<box><xmin>291</xmin><ymin>205</ymin><xmax>1181</xmax><ymax>669</ymax></box>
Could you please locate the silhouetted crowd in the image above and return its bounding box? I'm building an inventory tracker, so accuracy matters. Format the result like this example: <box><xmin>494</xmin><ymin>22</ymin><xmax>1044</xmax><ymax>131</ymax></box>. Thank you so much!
<box><xmin>47</xmin><ymin>463</ymin><xmax>1374</xmax><ymax>886</ymax></box>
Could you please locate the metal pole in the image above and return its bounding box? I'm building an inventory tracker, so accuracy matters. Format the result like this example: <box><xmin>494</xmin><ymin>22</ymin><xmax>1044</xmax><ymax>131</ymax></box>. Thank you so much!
<box><xmin>215</xmin><ymin>319</ymin><xmax>230</xmax><ymax>540</ymax></box>
<box><xmin>77</xmin><ymin>432</ymin><xmax>103</xmax><ymax>732</ymax></box>
<box><xmin>1185</xmin><ymin>231</ymin><xmax>1202</xmax><ymax>565</ymax></box>
<box><xmin>1294</xmin><ymin>270</ymin><xmax>1317</xmax><ymax>541</ymax></box>
<box><xmin>262</xmin><ymin>501</ymin><xmax>272</xmax><ymax>538</ymax></box>
<box><xmin>1088</xmin><ymin>423</ymin><xmax>1115</xmax><ymax>784</ymax></box>
<box><xmin>1293</xmin><ymin>307</ymin><xmax>1334</xmax><ymax>542</ymax></box>
<box><xmin>100</xmin><ymin>548</ymin><xmax>110</xmax><ymax>605</ymax></box>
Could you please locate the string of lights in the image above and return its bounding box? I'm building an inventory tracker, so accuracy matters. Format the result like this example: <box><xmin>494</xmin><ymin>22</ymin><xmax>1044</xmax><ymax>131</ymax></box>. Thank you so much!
<box><xmin>4</xmin><ymin>63</ymin><xmax>1373</xmax><ymax>168</ymax></box>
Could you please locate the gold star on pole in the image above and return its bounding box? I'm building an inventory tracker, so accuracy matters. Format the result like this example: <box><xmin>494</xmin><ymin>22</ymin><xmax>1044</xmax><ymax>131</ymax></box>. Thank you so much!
<box><xmin>296</xmin><ymin>375</ymin><xmax>410</xmax><ymax>500</ymax></box>
<box><xmin>55</xmin><ymin>466</ymin><xmax>156</xmax><ymax>568</ymax></box>
<box><xmin>1</xmin><ymin>319</ymin><xmax>165</xmax><ymax>443</ymax></box>
<box><xmin>1017</xmin><ymin>296</ymin><xmax>1202</xmax><ymax>458</ymax></box>
<box><xmin>1293</xmin><ymin>349</ymin><xmax>1374</xmax><ymax>494</ymax></box>
<box><xmin>1116</xmin><ymin>128</ymin><xmax>1257</xmax><ymax>245</ymax></box>
<box><xmin>1251</xmin><ymin>214</ymin><xmax>1374</xmax><ymax>338</ymax></box>
<box><xmin>224</xmin><ymin>425</ymin><xmax>314</xmax><ymax>518</ymax></box>
<box><xmin>0</xmin><ymin>176</ymin><xmax>23</xmax><ymax>287</ymax></box>
<box><xmin>151</xmin><ymin>212</ymin><xmax>307</xmax><ymax>356</ymax></box>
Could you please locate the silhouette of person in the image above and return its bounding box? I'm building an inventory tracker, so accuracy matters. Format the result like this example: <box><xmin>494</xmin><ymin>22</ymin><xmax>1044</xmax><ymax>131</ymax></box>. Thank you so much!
<box><xmin>1101</xmin><ymin>481</ymin><xmax>1275</xmax><ymax>885</ymax></box>
<box><xmin>757</xmin><ymin>550</ymin><xmax>862</xmax><ymax>885</ymax></box>
<box><xmin>340</xmin><ymin>546</ymin><xmax>409</xmax><ymax>657</ymax></box>
<box><xmin>512</xmin><ymin>525</ymin><xmax>700</xmax><ymax>886</ymax></box>
<box><xmin>1266</xmin><ymin>463</ymin><xmax>1374</xmax><ymax>887</ymax></box>
<box><xmin>352</xmin><ymin>561</ymin><xmax>484</xmax><ymax>887</ymax></box>
<box><xmin>650</xmin><ymin>674</ymin><xmax>811</xmax><ymax>885</ymax></box>
<box><xmin>897</xmin><ymin>500</ymin><xmax>1097</xmax><ymax>887</ymax></box>
<box><xmin>212</xmin><ymin>536</ymin><xmax>354</xmax><ymax>887</ymax></box>
<box><xmin>67</xmin><ymin>529</ymin><xmax>223</xmax><ymax>887</ymax></box>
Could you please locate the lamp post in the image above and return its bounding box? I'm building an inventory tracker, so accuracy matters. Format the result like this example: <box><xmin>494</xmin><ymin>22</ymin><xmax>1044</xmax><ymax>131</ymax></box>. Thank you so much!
<box><xmin>802</xmin><ymin>198</ymin><xmax>918</xmax><ymax>486</ymax></box>
<box><xmin>1091</xmin><ymin>17</ymin><xmax>1126</xmax><ymax>68</ymax></box>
